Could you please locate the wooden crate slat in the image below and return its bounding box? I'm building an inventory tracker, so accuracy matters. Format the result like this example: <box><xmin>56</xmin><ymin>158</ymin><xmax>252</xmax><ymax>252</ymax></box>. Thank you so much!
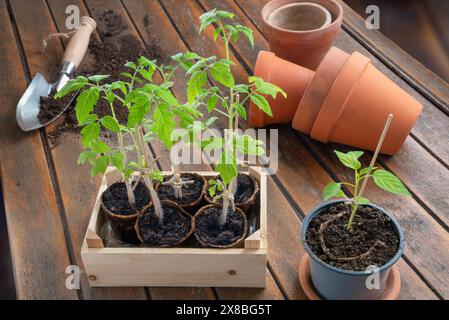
<box><xmin>0</xmin><ymin>0</ymin><xmax>78</xmax><ymax>300</ymax></box>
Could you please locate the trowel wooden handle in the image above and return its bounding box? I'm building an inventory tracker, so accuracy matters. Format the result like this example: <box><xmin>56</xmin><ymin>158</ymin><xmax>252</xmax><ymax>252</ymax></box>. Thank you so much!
<box><xmin>62</xmin><ymin>16</ymin><xmax>96</xmax><ymax>69</ymax></box>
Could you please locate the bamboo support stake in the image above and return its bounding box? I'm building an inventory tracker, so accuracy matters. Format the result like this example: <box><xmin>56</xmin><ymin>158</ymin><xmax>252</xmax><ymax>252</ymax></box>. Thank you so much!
<box><xmin>358</xmin><ymin>114</ymin><xmax>394</xmax><ymax>198</ymax></box>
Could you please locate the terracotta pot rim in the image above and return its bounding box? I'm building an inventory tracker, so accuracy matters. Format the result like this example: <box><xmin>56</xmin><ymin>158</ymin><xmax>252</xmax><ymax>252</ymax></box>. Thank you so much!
<box><xmin>265</xmin><ymin>2</ymin><xmax>332</xmax><ymax>34</ymax></box>
<box><xmin>311</xmin><ymin>52</ymin><xmax>371</xmax><ymax>142</ymax></box>
<box><xmin>101</xmin><ymin>181</ymin><xmax>151</xmax><ymax>220</ymax></box>
<box><xmin>294</xmin><ymin>46</ymin><xmax>349</xmax><ymax>134</ymax></box>
<box><xmin>159</xmin><ymin>172</ymin><xmax>208</xmax><ymax>211</ymax></box>
<box><xmin>134</xmin><ymin>199</ymin><xmax>195</xmax><ymax>247</ymax></box>
<box><xmin>262</xmin><ymin>0</ymin><xmax>343</xmax><ymax>37</ymax></box>
<box><xmin>204</xmin><ymin>173</ymin><xmax>260</xmax><ymax>209</ymax></box>
<box><xmin>193</xmin><ymin>204</ymin><xmax>248</xmax><ymax>248</ymax></box>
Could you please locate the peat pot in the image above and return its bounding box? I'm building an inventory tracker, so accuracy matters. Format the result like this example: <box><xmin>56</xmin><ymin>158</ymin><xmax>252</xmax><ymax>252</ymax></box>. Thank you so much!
<box><xmin>300</xmin><ymin>200</ymin><xmax>404</xmax><ymax>300</ymax></box>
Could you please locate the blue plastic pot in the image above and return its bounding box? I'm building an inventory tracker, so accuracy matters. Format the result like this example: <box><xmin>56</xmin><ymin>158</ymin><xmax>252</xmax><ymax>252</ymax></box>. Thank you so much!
<box><xmin>300</xmin><ymin>200</ymin><xmax>404</xmax><ymax>300</ymax></box>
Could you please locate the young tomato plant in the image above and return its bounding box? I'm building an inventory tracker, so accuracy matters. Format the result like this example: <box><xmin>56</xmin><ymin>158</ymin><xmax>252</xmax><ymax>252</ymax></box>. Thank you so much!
<box><xmin>172</xmin><ymin>9</ymin><xmax>286</xmax><ymax>224</ymax></box>
<box><xmin>56</xmin><ymin>56</ymin><xmax>185</xmax><ymax>221</ymax></box>
<box><xmin>323</xmin><ymin>150</ymin><xmax>411</xmax><ymax>229</ymax></box>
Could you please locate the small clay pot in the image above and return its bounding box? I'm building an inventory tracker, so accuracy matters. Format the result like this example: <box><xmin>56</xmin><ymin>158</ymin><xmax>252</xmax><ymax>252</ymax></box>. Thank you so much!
<box><xmin>309</xmin><ymin>54</ymin><xmax>423</xmax><ymax>155</ymax></box>
<box><xmin>157</xmin><ymin>172</ymin><xmax>207</xmax><ymax>214</ymax></box>
<box><xmin>204</xmin><ymin>173</ymin><xmax>259</xmax><ymax>213</ymax></box>
<box><xmin>292</xmin><ymin>46</ymin><xmax>350</xmax><ymax>134</ymax></box>
<box><xmin>135</xmin><ymin>200</ymin><xmax>194</xmax><ymax>247</ymax></box>
<box><xmin>262</xmin><ymin>0</ymin><xmax>343</xmax><ymax>69</ymax></box>
<box><xmin>193</xmin><ymin>204</ymin><xmax>248</xmax><ymax>248</ymax></box>
<box><xmin>249</xmin><ymin>51</ymin><xmax>314</xmax><ymax>127</ymax></box>
<box><xmin>101</xmin><ymin>181</ymin><xmax>151</xmax><ymax>244</ymax></box>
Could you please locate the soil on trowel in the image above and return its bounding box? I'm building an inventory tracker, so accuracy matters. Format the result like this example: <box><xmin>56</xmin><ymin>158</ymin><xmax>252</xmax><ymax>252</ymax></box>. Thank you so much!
<box><xmin>305</xmin><ymin>202</ymin><xmax>400</xmax><ymax>271</ymax></box>
<box><xmin>38</xmin><ymin>9</ymin><xmax>163</xmax><ymax>145</ymax></box>
<box><xmin>102</xmin><ymin>181</ymin><xmax>150</xmax><ymax>216</ymax></box>
<box><xmin>209</xmin><ymin>174</ymin><xmax>256</xmax><ymax>206</ymax></box>
<box><xmin>137</xmin><ymin>203</ymin><xmax>192</xmax><ymax>247</ymax></box>
<box><xmin>195</xmin><ymin>206</ymin><xmax>246</xmax><ymax>246</ymax></box>
<box><xmin>157</xmin><ymin>173</ymin><xmax>205</xmax><ymax>206</ymax></box>
<box><xmin>38</xmin><ymin>90</ymin><xmax>76</xmax><ymax>124</ymax></box>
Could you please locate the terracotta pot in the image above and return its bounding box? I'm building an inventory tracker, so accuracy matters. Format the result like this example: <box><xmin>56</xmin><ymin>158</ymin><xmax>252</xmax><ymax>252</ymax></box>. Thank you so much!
<box><xmin>310</xmin><ymin>55</ymin><xmax>423</xmax><ymax>155</ymax></box>
<box><xmin>292</xmin><ymin>46</ymin><xmax>349</xmax><ymax>134</ymax></box>
<box><xmin>249</xmin><ymin>51</ymin><xmax>314</xmax><ymax>127</ymax></box>
<box><xmin>262</xmin><ymin>0</ymin><xmax>343</xmax><ymax>69</ymax></box>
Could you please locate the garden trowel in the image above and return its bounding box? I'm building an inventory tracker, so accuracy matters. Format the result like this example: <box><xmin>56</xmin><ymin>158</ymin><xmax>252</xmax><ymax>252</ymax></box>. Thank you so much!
<box><xmin>16</xmin><ymin>16</ymin><xmax>96</xmax><ymax>132</ymax></box>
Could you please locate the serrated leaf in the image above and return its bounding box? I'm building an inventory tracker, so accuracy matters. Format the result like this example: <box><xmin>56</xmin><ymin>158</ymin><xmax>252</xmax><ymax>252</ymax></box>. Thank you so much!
<box><xmin>216</xmin><ymin>148</ymin><xmax>238</xmax><ymax>185</ymax></box>
<box><xmin>235</xmin><ymin>103</ymin><xmax>247</xmax><ymax>120</ymax></box>
<box><xmin>153</xmin><ymin>105</ymin><xmax>176</xmax><ymax>149</ymax></box>
<box><xmin>91</xmin><ymin>156</ymin><xmax>109</xmax><ymax>176</ymax></box>
<box><xmin>322</xmin><ymin>182</ymin><xmax>344</xmax><ymax>200</ymax></box>
<box><xmin>90</xmin><ymin>140</ymin><xmax>110</xmax><ymax>153</ymax></box>
<box><xmin>75</xmin><ymin>87</ymin><xmax>100</xmax><ymax>124</ymax></box>
<box><xmin>125</xmin><ymin>62</ymin><xmax>137</xmax><ymax>70</ymax></box>
<box><xmin>206</xmin><ymin>95</ymin><xmax>218</xmax><ymax>113</ymax></box>
<box><xmin>88</xmin><ymin>75</ymin><xmax>109</xmax><ymax>82</ymax></box>
<box><xmin>250</xmin><ymin>93</ymin><xmax>272</xmax><ymax>116</ymax></box>
<box><xmin>372</xmin><ymin>170</ymin><xmax>411</xmax><ymax>196</ymax></box>
<box><xmin>55</xmin><ymin>77</ymin><xmax>87</xmax><ymax>98</ymax></box>
<box><xmin>347</xmin><ymin>151</ymin><xmax>364</xmax><ymax>160</ymax></box>
<box><xmin>360</xmin><ymin>166</ymin><xmax>378</xmax><ymax>175</ymax></box>
<box><xmin>78</xmin><ymin>151</ymin><xmax>97</xmax><ymax>165</ymax></box>
<box><xmin>110</xmin><ymin>152</ymin><xmax>124</xmax><ymax>171</ymax></box>
<box><xmin>156</xmin><ymin>88</ymin><xmax>180</xmax><ymax>107</ymax></box>
<box><xmin>210</xmin><ymin>62</ymin><xmax>234</xmax><ymax>88</ymax></box>
<box><xmin>334</xmin><ymin>150</ymin><xmax>361</xmax><ymax>170</ymax></box>
<box><xmin>127</xmin><ymin>102</ymin><xmax>147</xmax><ymax>127</ymax></box>
<box><xmin>100</xmin><ymin>116</ymin><xmax>120</xmax><ymax>133</ymax></box>
<box><xmin>358</xmin><ymin>197</ymin><xmax>370</xmax><ymax>205</ymax></box>
<box><xmin>187</xmin><ymin>71</ymin><xmax>207</xmax><ymax>104</ymax></box>
<box><xmin>80</xmin><ymin>122</ymin><xmax>100</xmax><ymax>148</ymax></box>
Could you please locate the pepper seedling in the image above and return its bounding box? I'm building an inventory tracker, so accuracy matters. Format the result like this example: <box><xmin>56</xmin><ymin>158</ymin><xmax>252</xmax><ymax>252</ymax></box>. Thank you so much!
<box><xmin>172</xmin><ymin>9</ymin><xmax>286</xmax><ymax>225</ymax></box>
<box><xmin>322</xmin><ymin>149</ymin><xmax>411</xmax><ymax>229</ymax></box>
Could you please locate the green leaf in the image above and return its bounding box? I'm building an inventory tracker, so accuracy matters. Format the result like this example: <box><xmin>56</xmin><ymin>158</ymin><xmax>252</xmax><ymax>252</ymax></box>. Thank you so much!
<box><xmin>322</xmin><ymin>182</ymin><xmax>345</xmax><ymax>200</ymax></box>
<box><xmin>90</xmin><ymin>140</ymin><xmax>110</xmax><ymax>153</ymax></box>
<box><xmin>208</xmin><ymin>184</ymin><xmax>217</xmax><ymax>197</ymax></box>
<box><xmin>235</xmin><ymin>135</ymin><xmax>263</xmax><ymax>156</ymax></box>
<box><xmin>138</xmin><ymin>68</ymin><xmax>155</xmax><ymax>81</ymax></box>
<box><xmin>110</xmin><ymin>152</ymin><xmax>124</xmax><ymax>171</ymax></box>
<box><xmin>213</xmin><ymin>27</ymin><xmax>223</xmax><ymax>41</ymax></box>
<box><xmin>187</xmin><ymin>71</ymin><xmax>207</xmax><ymax>104</ymax></box>
<box><xmin>78</xmin><ymin>151</ymin><xmax>97</xmax><ymax>165</ymax></box>
<box><xmin>156</xmin><ymin>88</ymin><xmax>180</xmax><ymax>107</ymax></box>
<box><xmin>153</xmin><ymin>105</ymin><xmax>176</xmax><ymax>149</ymax></box>
<box><xmin>236</xmin><ymin>25</ymin><xmax>254</xmax><ymax>48</ymax></box>
<box><xmin>372</xmin><ymin>170</ymin><xmax>411</xmax><ymax>196</ymax></box>
<box><xmin>127</xmin><ymin>102</ymin><xmax>147</xmax><ymax>127</ymax></box>
<box><xmin>250</xmin><ymin>94</ymin><xmax>272</xmax><ymax>116</ymax></box>
<box><xmin>334</xmin><ymin>150</ymin><xmax>361</xmax><ymax>170</ymax></box>
<box><xmin>206</xmin><ymin>95</ymin><xmax>218</xmax><ymax>113</ymax></box>
<box><xmin>88</xmin><ymin>75</ymin><xmax>109</xmax><ymax>82</ymax></box>
<box><xmin>100</xmin><ymin>116</ymin><xmax>120</xmax><ymax>133</ymax></box>
<box><xmin>78</xmin><ymin>114</ymin><xmax>98</xmax><ymax>126</ymax></box>
<box><xmin>235</xmin><ymin>103</ymin><xmax>247</xmax><ymax>120</ymax></box>
<box><xmin>233</xmin><ymin>84</ymin><xmax>249</xmax><ymax>94</ymax></box>
<box><xmin>360</xmin><ymin>166</ymin><xmax>378</xmax><ymax>175</ymax></box>
<box><xmin>210</xmin><ymin>62</ymin><xmax>235</xmax><ymax>88</ymax></box>
<box><xmin>125</xmin><ymin>62</ymin><xmax>137</xmax><ymax>70</ymax></box>
<box><xmin>347</xmin><ymin>151</ymin><xmax>364</xmax><ymax>160</ymax></box>
<box><xmin>80</xmin><ymin>122</ymin><xmax>100</xmax><ymax>148</ymax></box>
<box><xmin>55</xmin><ymin>77</ymin><xmax>87</xmax><ymax>98</ymax></box>
<box><xmin>75</xmin><ymin>87</ymin><xmax>100</xmax><ymax>124</ymax></box>
<box><xmin>91</xmin><ymin>156</ymin><xmax>109</xmax><ymax>176</ymax></box>
<box><xmin>358</xmin><ymin>197</ymin><xmax>370</xmax><ymax>205</ymax></box>
<box><xmin>216</xmin><ymin>148</ymin><xmax>238</xmax><ymax>185</ymax></box>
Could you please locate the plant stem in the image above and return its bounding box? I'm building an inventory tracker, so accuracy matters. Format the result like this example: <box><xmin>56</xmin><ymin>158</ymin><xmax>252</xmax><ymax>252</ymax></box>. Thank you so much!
<box><xmin>347</xmin><ymin>171</ymin><xmax>360</xmax><ymax>229</ymax></box>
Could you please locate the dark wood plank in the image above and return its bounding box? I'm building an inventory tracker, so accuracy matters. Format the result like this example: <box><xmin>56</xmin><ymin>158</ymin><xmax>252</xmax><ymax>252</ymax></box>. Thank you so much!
<box><xmin>181</xmin><ymin>1</ymin><xmax>440</xmax><ymax>299</ymax></box>
<box><xmin>123</xmin><ymin>0</ymin><xmax>284</xmax><ymax>299</ymax></box>
<box><xmin>238</xmin><ymin>0</ymin><xmax>449</xmax><ymax>167</ymax></box>
<box><xmin>0</xmin><ymin>0</ymin><xmax>77</xmax><ymax>300</ymax></box>
<box><xmin>44</xmin><ymin>0</ymin><xmax>148</xmax><ymax>300</ymax></box>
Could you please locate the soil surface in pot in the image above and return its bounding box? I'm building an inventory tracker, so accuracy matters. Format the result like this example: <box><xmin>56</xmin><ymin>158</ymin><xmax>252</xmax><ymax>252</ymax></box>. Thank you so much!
<box><xmin>195</xmin><ymin>206</ymin><xmax>245</xmax><ymax>246</ymax></box>
<box><xmin>209</xmin><ymin>174</ymin><xmax>256</xmax><ymax>205</ymax></box>
<box><xmin>39</xmin><ymin>9</ymin><xmax>163</xmax><ymax>145</ymax></box>
<box><xmin>158</xmin><ymin>173</ymin><xmax>205</xmax><ymax>205</ymax></box>
<box><xmin>137</xmin><ymin>203</ymin><xmax>192</xmax><ymax>246</ymax></box>
<box><xmin>102</xmin><ymin>181</ymin><xmax>150</xmax><ymax>216</ymax></box>
<box><xmin>306</xmin><ymin>203</ymin><xmax>400</xmax><ymax>271</ymax></box>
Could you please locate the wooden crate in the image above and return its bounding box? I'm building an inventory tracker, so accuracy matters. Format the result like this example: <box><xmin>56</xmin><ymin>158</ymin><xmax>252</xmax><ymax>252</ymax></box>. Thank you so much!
<box><xmin>81</xmin><ymin>167</ymin><xmax>267</xmax><ymax>287</ymax></box>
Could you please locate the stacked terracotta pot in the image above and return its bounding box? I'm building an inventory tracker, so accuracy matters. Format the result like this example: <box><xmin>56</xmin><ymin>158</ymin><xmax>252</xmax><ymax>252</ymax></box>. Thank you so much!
<box><xmin>250</xmin><ymin>0</ymin><xmax>423</xmax><ymax>155</ymax></box>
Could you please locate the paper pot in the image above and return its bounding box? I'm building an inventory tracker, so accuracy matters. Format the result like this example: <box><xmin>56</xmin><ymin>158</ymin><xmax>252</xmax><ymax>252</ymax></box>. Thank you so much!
<box><xmin>262</xmin><ymin>0</ymin><xmax>343</xmax><ymax>69</ymax></box>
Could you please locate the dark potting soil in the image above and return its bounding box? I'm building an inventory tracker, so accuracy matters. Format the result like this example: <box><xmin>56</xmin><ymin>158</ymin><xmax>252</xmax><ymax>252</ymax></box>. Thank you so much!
<box><xmin>211</xmin><ymin>174</ymin><xmax>256</xmax><ymax>205</ymax></box>
<box><xmin>195</xmin><ymin>206</ymin><xmax>245</xmax><ymax>246</ymax></box>
<box><xmin>305</xmin><ymin>203</ymin><xmax>400</xmax><ymax>271</ymax></box>
<box><xmin>38</xmin><ymin>90</ymin><xmax>76</xmax><ymax>125</ymax></box>
<box><xmin>39</xmin><ymin>9</ymin><xmax>163</xmax><ymax>143</ymax></box>
<box><xmin>137</xmin><ymin>203</ymin><xmax>192</xmax><ymax>246</ymax></box>
<box><xmin>157</xmin><ymin>173</ymin><xmax>205</xmax><ymax>205</ymax></box>
<box><xmin>102</xmin><ymin>181</ymin><xmax>150</xmax><ymax>216</ymax></box>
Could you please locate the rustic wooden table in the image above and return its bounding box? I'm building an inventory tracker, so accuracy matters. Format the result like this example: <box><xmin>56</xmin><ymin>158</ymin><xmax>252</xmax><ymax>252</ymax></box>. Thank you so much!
<box><xmin>1</xmin><ymin>0</ymin><xmax>448</xmax><ymax>300</ymax></box>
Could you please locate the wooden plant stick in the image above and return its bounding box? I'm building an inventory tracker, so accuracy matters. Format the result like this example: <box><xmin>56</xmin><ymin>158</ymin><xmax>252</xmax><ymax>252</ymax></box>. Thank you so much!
<box><xmin>358</xmin><ymin>114</ymin><xmax>394</xmax><ymax>198</ymax></box>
